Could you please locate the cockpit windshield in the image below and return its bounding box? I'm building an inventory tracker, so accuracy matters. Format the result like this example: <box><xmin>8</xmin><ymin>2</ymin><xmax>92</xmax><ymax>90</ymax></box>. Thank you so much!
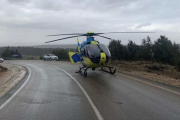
<box><xmin>87</xmin><ymin>44</ymin><xmax>101</xmax><ymax>58</ymax></box>
<box><xmin>98</xmin><ymin>44</ymin><xmax>111</xmax><ymax>57</ymax></box>
<box><xmin>86</xmin><ymin>44</ymin><xmax>111</xmax><ymax>58</ymax></box>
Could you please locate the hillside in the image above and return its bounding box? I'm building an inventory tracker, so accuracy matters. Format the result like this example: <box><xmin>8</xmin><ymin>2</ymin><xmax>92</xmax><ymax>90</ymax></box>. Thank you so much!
<box><xmin>0</xmin><ymin>45</ymin><xmax>76</xmax><ymax>56</ymax></box>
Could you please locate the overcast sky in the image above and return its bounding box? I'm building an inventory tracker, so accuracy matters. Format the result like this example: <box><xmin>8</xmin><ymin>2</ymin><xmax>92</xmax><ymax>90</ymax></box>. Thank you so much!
<box><xmin>0</xmin><ymin>0</ymin><xmax>180</xmax><ymax>46</ymax></box>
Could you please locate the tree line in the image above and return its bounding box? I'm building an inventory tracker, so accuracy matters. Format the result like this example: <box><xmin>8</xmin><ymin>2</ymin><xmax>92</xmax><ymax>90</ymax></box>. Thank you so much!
<box><xmin>1</xmin><ymin>35</ymin><xmax>179</xmax><ymax>66</ymax></box>
<box><xmin>1</xmin><ymin>46</ymin><xmax>22</xmax><ymax>58</ymax></box>
<box><xmin>108</xmin><ymin>35</ymin><xmax>180</xmax><ymax>66</ymax></box>
<box><xmin>51</xmin><ymin>48</ymin><xmax>76</xmax><ymax>60</ymax></box>
<box><xmin>0</xmin><ymin>47</ymin><xmax>53</xmax><ymax>56</ymax></box>
<box><xmin>0</xmin><ymin>46</ymin><xmax>76</xmax><ymax>60</ymax></box>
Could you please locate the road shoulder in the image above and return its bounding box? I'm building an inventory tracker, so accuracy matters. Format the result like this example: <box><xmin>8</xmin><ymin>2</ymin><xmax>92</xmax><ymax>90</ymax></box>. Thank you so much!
<box><xmin>0</xmin><ymin>64</ymin><xmax>27</xmax><ymax>105</ymax></box>
<box><xmin>117</xmin><ymin>72</ymin><xmax>180</xmax><ymax>95</ymax></box>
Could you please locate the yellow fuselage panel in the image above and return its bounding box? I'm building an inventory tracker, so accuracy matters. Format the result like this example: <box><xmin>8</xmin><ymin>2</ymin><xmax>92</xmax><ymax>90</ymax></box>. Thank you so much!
<box><xmin>100</xmin><ymin>52</ymin><xmax>106</xmax><ymax>65</ymax></box>
<box><xmin>91</xmin><ymin>41</ymin><xmax>98</xmax><ymax>44</ymax></box>
<box><xmin>83</xmin><ymin>57</ymin><xmax>97</xmax><ymax>68</ymax></box>
<box><xmin>87</xmin><ymin>31</ymin><xmax>94</xmax><ymax>34</ymax></box>
<box><xmin>82</xmin><ymin>52</ymin><xmax>109</xmax><ymax>68</ymax></box>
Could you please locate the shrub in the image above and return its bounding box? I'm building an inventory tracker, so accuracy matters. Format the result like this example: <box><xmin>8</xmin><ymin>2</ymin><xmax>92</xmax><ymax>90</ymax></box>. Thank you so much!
<box><xmin>147</xmin><ymin>65</ymin><xmax>165</xmax><ymax>71</ymax></box>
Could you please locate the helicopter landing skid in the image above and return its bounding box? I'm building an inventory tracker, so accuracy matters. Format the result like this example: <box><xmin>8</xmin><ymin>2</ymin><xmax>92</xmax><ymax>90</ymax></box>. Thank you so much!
<box><xmin>100</xmin><ymin>66</ymin><xmax>116</xmax><ymax>74</ymax></box>
<box><xmin>75</xmin><ymin>67</ymin><xmax>90</xmax><ymax>77</ymax></box>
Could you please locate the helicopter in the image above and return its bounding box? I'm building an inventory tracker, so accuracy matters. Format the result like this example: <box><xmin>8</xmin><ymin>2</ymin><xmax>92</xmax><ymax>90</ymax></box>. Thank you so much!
<box><xmin>45</xmin><ymin>31</ymin><xmax>153</xmax><ymax>77</ymax></box>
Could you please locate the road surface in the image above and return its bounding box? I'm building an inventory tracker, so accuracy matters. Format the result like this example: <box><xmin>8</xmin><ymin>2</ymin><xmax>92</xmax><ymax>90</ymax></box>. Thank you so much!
<box><xmin>0</xmin><ymin>60</ymin><xmax>180</xmax><ymax>120</ymax></box>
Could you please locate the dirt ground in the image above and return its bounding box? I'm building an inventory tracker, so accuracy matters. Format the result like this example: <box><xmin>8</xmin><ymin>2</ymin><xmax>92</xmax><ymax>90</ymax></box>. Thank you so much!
<box><xmin>0</xmin><ymin>65</ymin><xmax>9</xmax><ymax>79</ymax></box>
<box><xmin>110</xmin><ymin>61</ymin><xmax>180</xmax><ymax>88</ymax></box>
<box><xmin>0</xmin><ymin>65</ymin><xmax>8</xmax><ymax>72</ymax></box>
<box><xmin>0</xmin><ymin>64</ymin><xmax>27</xmax><ymax>98</ymax></box>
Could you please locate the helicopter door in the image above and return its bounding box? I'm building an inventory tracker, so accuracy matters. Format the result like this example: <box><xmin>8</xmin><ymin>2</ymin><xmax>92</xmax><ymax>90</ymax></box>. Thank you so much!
<box><xmin>69</xmin><ymin>52</ymin><xmax>80</xmax><ymax>64</ymax></box>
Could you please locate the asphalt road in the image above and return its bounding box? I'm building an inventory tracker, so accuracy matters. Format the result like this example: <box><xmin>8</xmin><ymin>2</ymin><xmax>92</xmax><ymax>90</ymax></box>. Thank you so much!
<box><xmin>0</xmin><ymin>60</ymin><xmax>180</xmax><ymax>120</ymax></box>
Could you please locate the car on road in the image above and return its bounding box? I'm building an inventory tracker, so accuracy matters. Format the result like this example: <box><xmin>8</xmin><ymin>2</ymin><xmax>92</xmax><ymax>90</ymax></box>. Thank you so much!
<box><xmin>43</xmin><ymin>54</ymin><xmax>58</xmax><ymax>61</ymax></box>
<box><xmin>0</xmin><ymin>58</ymin><xmax>4</xmax><ymax>63</ymax></box>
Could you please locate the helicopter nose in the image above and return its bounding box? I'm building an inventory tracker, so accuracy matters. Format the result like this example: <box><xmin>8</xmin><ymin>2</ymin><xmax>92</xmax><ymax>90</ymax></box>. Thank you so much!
<box><xmin>100</xmin><ymin>52</ymin><xmax>106</xmax><ymax>65</ymax></box>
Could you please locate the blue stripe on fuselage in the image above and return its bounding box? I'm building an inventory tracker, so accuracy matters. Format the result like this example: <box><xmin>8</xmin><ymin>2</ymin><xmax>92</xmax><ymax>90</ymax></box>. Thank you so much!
<box><xmin>72</xmin><ymin>54</ymin><xmax>80</xmax><ymax>63</ymax></box>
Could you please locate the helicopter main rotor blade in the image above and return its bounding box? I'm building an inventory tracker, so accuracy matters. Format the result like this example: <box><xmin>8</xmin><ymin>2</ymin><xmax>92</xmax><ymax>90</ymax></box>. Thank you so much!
<box><xmin>47</xmin><ymin>33</ymin><xmax>85</xmax><ymax>36</ymax></box>
<box><xmin>47</xmin><ymin>31</ymin><xmax>155</xmax><ymax>36</ymax></box>
<box><xmin>47</xmin><ymin>33</ymin><xmax>98</xmax><ymax>36</ymax></box>
<box><xmin>95</xmin><ymin>32</ymin><xmax>155</xmax><ymax>35</ymax></box>
<box><xmin>45</xmin><ymin>35</ymin><xmax>85</xmax><ymax>43</ymax></box>
<box><xmin>45</xmin><ymin>31</ymin><xmax>155</xmax><ymax>43</ymax></box>
<box><xmin>96</xmin><ymin>35</ymin><xmax>113</xmax><ymax>40</ymax></box>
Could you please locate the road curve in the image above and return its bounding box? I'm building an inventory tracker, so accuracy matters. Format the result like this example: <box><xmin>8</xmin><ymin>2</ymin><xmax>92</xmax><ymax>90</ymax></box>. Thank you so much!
<box><xmin>0</xmin><ymin>60</ymin><xmax>180</xmax><ymax>120</ymax></box>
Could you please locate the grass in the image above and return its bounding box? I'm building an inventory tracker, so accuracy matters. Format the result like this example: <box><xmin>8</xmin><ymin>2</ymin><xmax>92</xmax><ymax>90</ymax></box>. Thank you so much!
<box><xmin>22</xmin><ymin>55</ymin><xmax>40</xmax><ymax>60</ymax></box>
<box><xmin>110</xmin><ymin>60</ymin><xmax>180</xmax><ymax>87</ymax></box>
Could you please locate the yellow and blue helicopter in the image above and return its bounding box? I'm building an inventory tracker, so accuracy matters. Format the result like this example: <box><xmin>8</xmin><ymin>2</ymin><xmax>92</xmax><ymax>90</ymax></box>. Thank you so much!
<box><xmin>46</xmin><ymin>31</ymin><xmax>153</xmax><ymax>77</ymax></box>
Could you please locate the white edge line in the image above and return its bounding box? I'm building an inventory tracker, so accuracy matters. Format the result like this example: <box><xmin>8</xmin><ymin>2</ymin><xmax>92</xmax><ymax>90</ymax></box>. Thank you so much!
<box><xmin>51</xmin><ymin>65</ymin><xmax>104</xmax><ymax>120</ymax></box>
<box><xmin>117</xmin><ymin>73</ymin><xmax>180</xmax><ymax>95</ymax></box>
<box><xmin>0</xmin><ymin>66</ymin><xmax>31</xmax><ymax>110</ymax></box>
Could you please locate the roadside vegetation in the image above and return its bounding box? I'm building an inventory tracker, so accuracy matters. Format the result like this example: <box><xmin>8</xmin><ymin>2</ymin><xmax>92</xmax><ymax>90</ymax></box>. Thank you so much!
<box><xmin>1</xmin><ymin>46</ymin><xmax>22</xmax><ymax>59</ymax></box>
<box><xmin>109</xmin><ymin>35</ymin><xmax>180</xmax><ymax>67</ymax></box>
<box><xmin>111</xmin><ymin>61</ymin><xmax>180</xmax><ymax>87</ymax></box>
<box><xmin>0</xmin><ymin>46</ymin><xmax>75</xmax><ymax>60</ymax></box>
<box><xmin>0</xmin><ymin>47</ymin><xmax>53</xmax><ymax>57</ymax></box>
<box><xmin>51</xmin><ymin>48</ymin><xmax>76</xmax><ymax>60</ymax></box>
<box><xmin>109</xmin><ymin>35</ymin><xmax>180</xmax><ymax>87</ymax></box>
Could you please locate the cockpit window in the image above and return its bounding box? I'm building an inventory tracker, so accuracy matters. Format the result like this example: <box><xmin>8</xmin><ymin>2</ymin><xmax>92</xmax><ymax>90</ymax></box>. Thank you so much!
<box><xmin>85</xmin><ymin>44</ymin><xmax>111</xmax><ymax>58</ymax></box>
<box><xmin>87</xmin><ymin>44</ymin><xmax>101</xmax><ymax>57</ymax></box>
<box><xmin>98</xmin><ymin>44</ymin><xmax>111</xmax><ymax>57</ymax></box>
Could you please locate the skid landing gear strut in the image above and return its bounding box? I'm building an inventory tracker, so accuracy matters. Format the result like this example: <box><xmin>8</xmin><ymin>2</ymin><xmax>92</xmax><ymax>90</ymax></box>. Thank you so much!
<box><xmin>75</xmin><ymin>66</ymin><xmax>90</xmax><ymax>77</ymax></box>
<box><xmin>100</xmin><ymin>66</ymin><xmax>116</xmax><ymax>74</ymax></box>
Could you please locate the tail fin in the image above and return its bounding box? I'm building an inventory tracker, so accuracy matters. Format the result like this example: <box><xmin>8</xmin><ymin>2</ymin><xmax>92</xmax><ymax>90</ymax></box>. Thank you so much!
<box><xmin>77</xmin><ymin>38</ymin><xmax>80</xmax><ymax>46</ymax></box>
<box><xmin>77</xmin><ymin>38</ymin><xmax>80</xmax><ymax>52</ymax></box>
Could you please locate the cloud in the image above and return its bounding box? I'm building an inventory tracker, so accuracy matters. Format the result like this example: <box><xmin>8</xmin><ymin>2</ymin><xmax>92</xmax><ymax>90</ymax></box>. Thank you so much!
<box><xmin>0</xmin><ymin>0</ymin><xmax>180</xmax><ymax>46</ymax></box>
<box><xmin>7</xmin><ymin>0</ymin><xmax>30</xmax><ymax>4</ymax></box>
<box><xmin>135</xmin><ymin>23</ymin><xmax>152</xmax><ymax>28</ymax></box>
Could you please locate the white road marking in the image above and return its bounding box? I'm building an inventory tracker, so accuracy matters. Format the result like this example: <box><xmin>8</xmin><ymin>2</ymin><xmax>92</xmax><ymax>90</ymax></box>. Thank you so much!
<box><xmin>117</xmin><ymin>73</ymin><xmax>180</xmax><ymax>95</ymax></box>
<box><xmin>0</xmin><ymin>66</ymin><xmax>31</xmax><ymax>110</ymax></box>
<box><xmin>51</xmin><ymin>65</ymin><xmax>104</xmax><ymax>120</ymax></box>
